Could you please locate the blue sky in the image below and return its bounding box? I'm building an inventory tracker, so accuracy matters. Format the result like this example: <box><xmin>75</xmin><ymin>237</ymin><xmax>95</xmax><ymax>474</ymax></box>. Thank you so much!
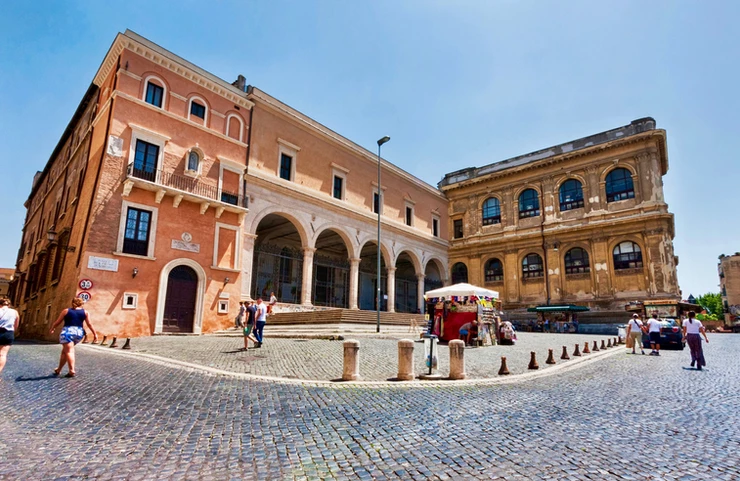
<box><xmin>1</xmin><ymin>0</ymin><xmax>737</xmax><ymax>298</ymax></box>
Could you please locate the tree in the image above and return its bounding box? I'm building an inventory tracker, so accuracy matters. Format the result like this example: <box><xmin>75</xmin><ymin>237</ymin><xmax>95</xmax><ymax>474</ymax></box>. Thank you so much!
<box><xmin>696</xmin><ymin>292</ymin><xmax>723</xmax><ymax>319</ymax></box>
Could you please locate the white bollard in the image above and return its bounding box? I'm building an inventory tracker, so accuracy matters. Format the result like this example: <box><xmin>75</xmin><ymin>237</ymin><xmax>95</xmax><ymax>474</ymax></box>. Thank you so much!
<box><xmin>396</xmin><ymin>339</ymin><xmax>415</xmax><ymax>381</ymax></box>
<box><xmin>448</xmin><ymin>339</ymin><xmax>466</xmax><ymax>380</ymax></box>
<box><xmin>342</xmin><ymin>340</ymin><xmax>360</xmax><ymax>381</ymax></box>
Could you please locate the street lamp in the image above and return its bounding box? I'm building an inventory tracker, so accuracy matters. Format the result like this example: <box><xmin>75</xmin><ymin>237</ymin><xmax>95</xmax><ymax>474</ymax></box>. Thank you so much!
<box><xmin>46</xmin><ymin>226</ymin><xmax>76</xmax><ymax>252</ymax></box>
<box><xmin>376</xmin><ymin>135</ymin><xmax>390</xmax><ymax>333</ymax></box>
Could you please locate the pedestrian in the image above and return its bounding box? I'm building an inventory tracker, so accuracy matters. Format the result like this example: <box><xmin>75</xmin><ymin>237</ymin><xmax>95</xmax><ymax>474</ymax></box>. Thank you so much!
<box><xmin>49</xmin><ymin>297</ymin><xmax>98</xmax><ymax>377</ymax></box>
<box><xmin>268</xmin><ymin>291</ymin><xmax>277</xmax><ymax>315</ymax></box>
<box><xmin>235</xmin><ymin>301</ymin><xmax>246</xmax><ymax>328</ymax></box>
<box><xmin>626</xmin><ymin>313</ymin><xmax>646</xmax><ymax>355</ymax></box>
<box><xmin>254</xmin><ymin>297</ymin><xmax>268</xmax><ymax>348</ymax></box>
<box><xmin>682</xmin><ymin>311</ymin><xmax>709</xmax><ymax>370</ymax></box>
<box><xmin>241</xmin><ymin>300</ymin><xmax>257</xmax><ymax>350</ymax></box>
<box><xmin>646</xmin><ymin>312</ymin><xmax>662</xmax><ymax>356</ymax></box>
<box><xmin>0</xmin><ymin>298</ymin><xmax>20</xmax><ymax>374</ymax></box>
<box><xmin>458</xmin><ymin>320</ymin><xmax>477</xmax><ymax>346</ymax></box>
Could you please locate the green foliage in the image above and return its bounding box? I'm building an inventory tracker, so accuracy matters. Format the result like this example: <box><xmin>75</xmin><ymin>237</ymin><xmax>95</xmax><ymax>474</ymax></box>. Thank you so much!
<box><xmin>696</xmin><ymin>313</ymin><xmax>719</xmax><ymax>321</ymax></box>
<box><xmin>696</xmin><ymin>292</ymin><xmax>723</xmax><ymax>318</ymax></box>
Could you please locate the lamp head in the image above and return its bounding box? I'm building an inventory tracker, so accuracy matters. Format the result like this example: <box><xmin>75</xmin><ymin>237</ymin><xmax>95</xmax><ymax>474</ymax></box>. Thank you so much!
<box><xmin>47</xmin><ymin>227</ymin><xmax>57</xmax><ymax>243</ymax></box>
<box><xmin>377</xmin><ymin>136</ymin><xmax>390</xmax><ymax>147</ymax></box>
<box><xmin>132</xmin><ymin>267</ymin><xmax>138</xmax><ymax>278</ymax></box>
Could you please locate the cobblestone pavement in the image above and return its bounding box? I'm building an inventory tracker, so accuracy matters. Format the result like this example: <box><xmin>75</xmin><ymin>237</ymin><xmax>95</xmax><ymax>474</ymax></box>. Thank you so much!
<box><xmin>127</xmin><ymin>331</ymin><xmax>617</xmax><ymax>381</ymax></box>
<box><xmin>1</xmin><ymin>335</ymin><xmax>738</xmax><ymax>480</ymax></box>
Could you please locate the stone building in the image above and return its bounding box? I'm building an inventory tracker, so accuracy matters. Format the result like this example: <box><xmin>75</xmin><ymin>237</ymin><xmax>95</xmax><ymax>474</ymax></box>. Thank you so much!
<box><xmin>439</xmin><ymin>118</ymin><xmax>680</xmax><ymax>323</ymax></box>
<box><xmin>10</xmin><ymin>30</ymin><xmax>448</xmax><ymax>340</ymax></box>
<box><xmin>719</xmin><ymin>253</ymin><xmax>740</xmax><ymax>327</ymax></box>
<box><xmin>0</xmin><ymin>268</ymin><xmax>14</xmax><ymax>298</ymax></box>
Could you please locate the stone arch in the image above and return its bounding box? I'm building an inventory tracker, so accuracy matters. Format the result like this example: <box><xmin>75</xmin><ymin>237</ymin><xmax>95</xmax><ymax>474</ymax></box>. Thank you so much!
<box><xmin>609</xmin><ymin>236</ymin><xmax>646</xmax><ymax>271</ymax></box>
<box><xmin>247</xmin><ymin>206</ymin><xmax>309</xmax><ymax>248</ymax></box>
<box><xmin>394</xmin><ymin>249</ymin><xmax>422</xmax><ymax>274</ymax></box>
<box><xmin>140</xmin><ymin>73</ymin><xmax>169</xmax><ymax>108</ymax></box>
<box><xmin>186</xmin><ymin>94</ymin><xmax>210</xmax><ymax>125</ymax></box>
<box><xmin>155</xmin><ymin>258</ymin><xmax>207</xmax><ymax>334</ymax></box>
<box><xmin>310</xmin><ymin>224</ymin><xmax>356</xmax><ymax>259</ymax></box>
<box><xmin>600</xmin><ymin>162</ymin><xmax>637</xmax><ymax>183</ymax></box>
<box><xmin>357</xmin><ymin>238</ymin><xmax>392</xmax><ymax>268</ymax></box>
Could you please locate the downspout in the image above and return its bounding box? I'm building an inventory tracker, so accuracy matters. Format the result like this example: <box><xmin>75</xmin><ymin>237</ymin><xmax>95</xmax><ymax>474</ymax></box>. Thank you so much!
<box><xmin>76</xmin><ymin>57</ymin><xmax>120</xmax><ymax>267</ymax></box>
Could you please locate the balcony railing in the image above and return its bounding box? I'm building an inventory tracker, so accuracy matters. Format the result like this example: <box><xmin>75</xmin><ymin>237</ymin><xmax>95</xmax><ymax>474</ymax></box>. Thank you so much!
<box><xmin>126</xmin><ymin>164</ymin><xmax>248</xmax><ymax>209</ymax></box>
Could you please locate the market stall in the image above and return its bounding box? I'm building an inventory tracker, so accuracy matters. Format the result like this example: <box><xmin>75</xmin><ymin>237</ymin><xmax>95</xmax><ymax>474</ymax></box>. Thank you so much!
<box><xmin>423</xmin><ymin>283</ymin><xmax>499</xmax><ymax>344</ymax></box>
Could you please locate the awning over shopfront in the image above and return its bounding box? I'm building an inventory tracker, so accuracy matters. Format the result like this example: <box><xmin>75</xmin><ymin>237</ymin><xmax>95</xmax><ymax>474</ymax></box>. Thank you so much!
<box><xmin>526</xmin><ymin>304</ymin><xmax>590</xmax><ymax>313</ymax></box>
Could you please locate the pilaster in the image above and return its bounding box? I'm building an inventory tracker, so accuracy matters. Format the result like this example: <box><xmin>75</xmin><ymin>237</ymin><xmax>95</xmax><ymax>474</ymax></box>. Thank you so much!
<box><xmin>386</xmin><ymin>266</ymin><xmax>396</xmax><ymax>313</ymax></box>
<box><xmin>301</xmin><ymin>247</ymin><xmax>316</xmax><ymax>306</ymax></box>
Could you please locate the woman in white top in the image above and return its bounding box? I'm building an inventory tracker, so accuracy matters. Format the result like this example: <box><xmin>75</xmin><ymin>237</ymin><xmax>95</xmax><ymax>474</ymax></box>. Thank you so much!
<box><xmin>0</xmin><ymin>297</ymin><xmax>21</xmax><ymax>374</ymax></box>
<box><xmin>682</xmin><ymin>311</ymin><xmax>708</xmax><ymax>370</ymax></box>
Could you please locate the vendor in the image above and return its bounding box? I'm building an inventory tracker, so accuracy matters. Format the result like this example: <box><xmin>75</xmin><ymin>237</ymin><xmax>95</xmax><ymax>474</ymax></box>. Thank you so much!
<box><xmin>459</xmin><ymin>320</ymin><xmax>478</xmax><ymax>345</ymax></box>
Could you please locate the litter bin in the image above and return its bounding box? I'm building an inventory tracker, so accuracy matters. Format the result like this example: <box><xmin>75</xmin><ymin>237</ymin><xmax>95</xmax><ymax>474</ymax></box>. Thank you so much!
<box><xmin>423</xmin><ymin>334</ymin><xmax>439</xmax><ymax>375</ymax></box>
<box><xmin>617</xmin><ymin>325</ymin><xmax>627</xmax><ymax>344</ymax></box>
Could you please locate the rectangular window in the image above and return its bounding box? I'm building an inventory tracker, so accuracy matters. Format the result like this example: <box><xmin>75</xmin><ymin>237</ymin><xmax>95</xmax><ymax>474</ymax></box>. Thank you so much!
<box><xmin>373</xmin><ymin>192</ymin><xmax>381</xmax><ymax>214</ymax></box>
<box><xmin>123</xmin><ymin>207</ymin><xmax>152</xmax><ymax>256</ymax></box>
<box><xmin>333</xmin><ymin>176</ymin><xmax>343</xmax><ymax>200</ymax></box>
<box><xmin>133</xmin><ymin>140</ymin><xmax>159</xmax><ymax>182</ymax></box>
<box><xmin>433</xmin><ymin>218</ymin><xmax>439</xmax><ymax>237</ymax></box>
<box><xmin>145</xmin><ymin>82</ymin><xmax>164</xmax><ymax>108</ymax></box>
<box><xmin>280</xmin><ymin>153</ymin><xmax>292</xmax><ymax>181</ymax></box>
<box><xmin>190</xmin><ymin>101</ymin><xmax>206</xmax><ymax>119</ymax></box>
<box><xmin>453</xmin><ymin>219</ymin><xmax>463</xmax><ymax>239</ymax></box>
<box><xmin>405</xmin><ymin>206</ymin><xmax>413</xmax><ymax>226</ymax></box>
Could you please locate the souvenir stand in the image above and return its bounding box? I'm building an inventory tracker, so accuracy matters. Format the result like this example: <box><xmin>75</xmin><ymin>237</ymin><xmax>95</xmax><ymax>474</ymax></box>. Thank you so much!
<box><xmin>423</xmin><ymin>283</ymin><xmax>500</xmax><ymax>345</ymax></box>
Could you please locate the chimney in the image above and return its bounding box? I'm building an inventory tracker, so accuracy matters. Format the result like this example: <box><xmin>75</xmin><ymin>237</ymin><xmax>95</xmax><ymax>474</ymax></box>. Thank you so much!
<box><xmin>232</xmin><ymin>75</ymin><xmax>247</xmax><ymax>93</ymax></box>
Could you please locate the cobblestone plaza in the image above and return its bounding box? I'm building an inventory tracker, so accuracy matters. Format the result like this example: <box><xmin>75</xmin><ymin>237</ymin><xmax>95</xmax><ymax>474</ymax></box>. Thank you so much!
<box><xmin>1</xmin><ymin>332</ymin><xmax>737</xmax><ymax>480</ymax></box>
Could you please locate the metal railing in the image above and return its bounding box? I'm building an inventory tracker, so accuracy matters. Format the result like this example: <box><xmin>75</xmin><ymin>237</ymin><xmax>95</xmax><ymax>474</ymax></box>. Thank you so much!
<box><xmin>127</xmin><ymin>164</ymin><xmax>247</xmax><ymax>208</ymax></box>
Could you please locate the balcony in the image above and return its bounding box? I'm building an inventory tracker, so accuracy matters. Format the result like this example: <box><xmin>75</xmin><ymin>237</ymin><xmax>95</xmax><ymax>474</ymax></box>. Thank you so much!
<box><xmin>124</xmin><ymin>164</ymin><xmax>248</xmax><ymax>218</ymax></box>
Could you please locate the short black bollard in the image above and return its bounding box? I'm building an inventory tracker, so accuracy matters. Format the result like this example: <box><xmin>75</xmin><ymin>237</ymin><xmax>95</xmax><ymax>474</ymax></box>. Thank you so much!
<box><xmin>498</xmin><ymin>356</ymin><xmax>510</xmax><ymax>375</ymax></box>
<box><xmin>109</xmin><ymin>337</ymin><xmax>118</xmax><ymax>348</ymax></box>
<box><xmin>546</xmin><ymin>349</ymin><xmax>556</xmax><ymax>365</ymax></box>
<box><xmin>607</xmin><ymin>339</ymin><xmax>612</xmax><ymax>348</ymax></box>
<box><xmin>600</xmin><ymin>339</ymin><xmax>607</xmax><ymax>350</ymax></box>
<box><xmin>583</xmin><ymin>342</ymin><xmax>591</xmax><ymax>354</ymax></box>
<box><xmin>99</xmin><ymin>335</ymin><xmax>108</xmax><ymax>346</ymax></box>
<box><xmin>528</xmin><ymin>351</ymin><xmax>539</xmax><ymax>370</ymax></box>
<box><xmin>121</xmin><ymin>338</ymin><xmax>131</xmax><ymax>350</ymax></box>
<box><xmin>573</xmin><ymin>343</ymin><xmax>581</xmax><ymax>356</ymax></box>
<box><xmin>592</xmin><ymin>340</ymin><xmax>600</xmax><ymax>352</ymax></box>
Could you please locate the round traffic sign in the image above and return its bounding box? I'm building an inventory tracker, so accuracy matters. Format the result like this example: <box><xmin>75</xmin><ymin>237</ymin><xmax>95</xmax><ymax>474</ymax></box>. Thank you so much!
<box><xmin>79</xmin><ymin>279</ymin><xmax>94</xmax><ymax>290</ymax></box>
<box><xmin>77</xmin><ymin>291</ymin><xmax>92</xmax><ymax>303</ymax></box>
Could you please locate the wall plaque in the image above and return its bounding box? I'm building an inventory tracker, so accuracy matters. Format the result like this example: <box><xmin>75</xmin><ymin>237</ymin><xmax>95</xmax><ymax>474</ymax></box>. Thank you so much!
<box><xmin>171</xmin><ymin>239</ymin><xmax>200</xmax><ymax>253</ymax></box>
<box><xmin>88</xmin><ymin>256</ymin><xmax>119</xmax><ymax>272</ymax></box>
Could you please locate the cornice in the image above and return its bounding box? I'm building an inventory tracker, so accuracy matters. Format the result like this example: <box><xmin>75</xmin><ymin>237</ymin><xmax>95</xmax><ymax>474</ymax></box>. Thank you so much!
<box><xmin>442</xmin><ymin>130</ymin><xmax>667</xmax><ymax>193</ymax></box>
<box><xmin>248</xmin><ymin>87</ymin><xmax>447</xmax><ymax>202</ymax></box>
<box><xmin>94</xmin><ymin>31</ymin><xmax>254</xmax><ymax>110</ymax></box>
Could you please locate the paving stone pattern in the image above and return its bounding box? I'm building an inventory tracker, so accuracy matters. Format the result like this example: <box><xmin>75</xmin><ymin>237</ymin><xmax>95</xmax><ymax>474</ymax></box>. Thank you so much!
<box><xmin>128</xmin><ymin>332</ymin><xmax>614</xmax><ymax>381</ymax></box>
<box><xmin>1</xmin><ymin>335</ymin><xmax>738</xmax><ymax>480</ymax></box>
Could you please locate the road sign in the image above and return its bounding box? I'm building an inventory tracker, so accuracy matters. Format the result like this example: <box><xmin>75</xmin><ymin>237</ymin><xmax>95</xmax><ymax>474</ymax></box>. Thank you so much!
<box><xmin>77</xmin><ymin>291</ymin><xmax>92</xmax><ymax>303</ymax></box>
<box><xmin>79</xmin><ymin>279</ymin><xmax>94</xmax><ymax>290</ymax></box>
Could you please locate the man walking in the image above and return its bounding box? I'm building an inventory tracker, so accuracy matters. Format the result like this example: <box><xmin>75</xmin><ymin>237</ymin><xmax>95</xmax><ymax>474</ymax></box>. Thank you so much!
<box><xmin>235</xmin><ymin>301</ymin><xmax>246</xmax><ymax>328</ymax></box>
<box><xmin>646</xmin><ymin>313</ymin><xmax>662</xmax><ymax>356</ymax></box>
<box><xmin>254</xmin><ymin>297</ymin><xmax>268</xmax><ymax>348</ymax></box>
<box><xmin>626</xmin><ymin>313</ymin><xmax>646</xmax><ymax>355</ymax></box>
<box><xmin>241</xmin><ymin>301</ymin><xmax>257</xmax><ymax>350</ymax></box>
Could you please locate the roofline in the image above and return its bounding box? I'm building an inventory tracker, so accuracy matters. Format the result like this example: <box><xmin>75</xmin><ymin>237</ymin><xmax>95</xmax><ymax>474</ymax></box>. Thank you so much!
<box><xmin>93</xmin><ymin>30</ymin><xmax>254</xmax><ymax>110</ymax></box>
<box><xmin>26</xmin><ymin>84</ymin><xmax>99</xmax><ymax>202</ymax></box>
<box><xmin>440</xmin><ymin>118</ymin><xmax>667</xmax><ymax>190</ymax></box>
<box><xmin>247</xmin><ymin>86</ymin><xmax>447</xmax><ymax>200</ymax></box>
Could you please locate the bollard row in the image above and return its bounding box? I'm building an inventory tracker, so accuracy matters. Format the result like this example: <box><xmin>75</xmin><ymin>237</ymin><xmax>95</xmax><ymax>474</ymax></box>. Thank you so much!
<box><xmin>89</xmin><ymin>335</ymin><xmax>132</xmax><ymax>350</ymax></box>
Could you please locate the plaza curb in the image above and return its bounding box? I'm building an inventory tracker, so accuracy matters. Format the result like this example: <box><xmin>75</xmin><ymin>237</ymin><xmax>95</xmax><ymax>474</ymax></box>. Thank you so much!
<box><xmin>79</xmin><ymin>342</ymin><xmax>624</xmax><ymax>389</ymax></box>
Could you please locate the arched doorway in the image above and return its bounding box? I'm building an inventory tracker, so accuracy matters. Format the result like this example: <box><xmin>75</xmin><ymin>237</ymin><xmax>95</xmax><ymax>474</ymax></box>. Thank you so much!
<box><xmin>252</xmin><ymin>214</ymin><xmax>304</xmax><ymax>303</ymax></box>
<box><xmin>163</xmin><ymin>265</ymin><xmax>197</xmax><ymax>333</ymax></box>
<box><xmin>358</xmin><ymin>241</ymin><xmax>386</xmax><ymax>311</ymax></box>
<box><xmin>395</xmin><ymin>252</ymin><xmax>418</xmax><ymax>313</ymax></box>
<box><xmin>313</xmin><ymin>229</ymin><xmax>350</xmax><ymax>307</ymax></box>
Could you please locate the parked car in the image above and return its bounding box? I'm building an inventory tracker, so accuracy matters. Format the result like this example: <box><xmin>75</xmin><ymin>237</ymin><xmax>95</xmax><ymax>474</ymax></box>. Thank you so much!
<box><xmin>642</xmin><ymin>319</ymin><xmax>685</xmax><ymax>350</ymax></box>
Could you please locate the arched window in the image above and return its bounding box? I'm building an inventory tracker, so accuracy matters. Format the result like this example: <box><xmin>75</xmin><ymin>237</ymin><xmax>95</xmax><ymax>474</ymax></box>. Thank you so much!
<box><xmin>187</xmin><ymin>150</ymin><xmax>200</xmax><ymax>172</ymax></box>
<box><xmin>518</xmin><ymin>189</ymin><xmax>540</xmax><ymax>218</ymax></box>
<box><xmin>559</xmin><ymin>179</ymin><xmax>584</xmax><ymax>211</ymax></box>
<box><xmin>484</xmin><ymin>258</ymin><xmax>503</xmax><ymax>282</ymax></box>
<box><xmin>605</xmin><ymin>168</ymin><xmax>635</xmax><ymax>202</ymax></box>
<box><xmin>613</xmin><ymin>241</ymin><xmax>643</xmax><ymax>270</ymax></box>
<box><xmin>451</xmin><ymin>262</ymin><xmax>468</xmax><ymax>284</ymax></box>
<box><xmin>564</xmin><ymin>247</ymin><xmax>590</xmax><ymax>274</ymax></box>
<box><xmin>482</xmin><ymin>197</ymin><xmax>501</xmax><ymax>225</ymax></box>
<box><xmin>522</xmin><ymin>253</ymin><xmax>543</xmax><ymax>278</ymax></box>
<box><xmin>143</xmin><ymin>76</ymin><xmax>166</xmax><ymax>108</ymax></box>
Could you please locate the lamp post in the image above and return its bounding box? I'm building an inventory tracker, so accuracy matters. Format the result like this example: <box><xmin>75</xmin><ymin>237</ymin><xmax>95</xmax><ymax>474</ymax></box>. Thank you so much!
<box><xmin>376</xmin><ymin>135</ymin><xmax>390</xmax><ymax>333</ymax></box>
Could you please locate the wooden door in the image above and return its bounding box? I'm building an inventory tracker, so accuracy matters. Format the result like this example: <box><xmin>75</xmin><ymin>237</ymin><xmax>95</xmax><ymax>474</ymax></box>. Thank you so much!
<box><xmin>163</xmin><ymin>265</ymin><xmax>197</xmax><ymax>332</ymax></box>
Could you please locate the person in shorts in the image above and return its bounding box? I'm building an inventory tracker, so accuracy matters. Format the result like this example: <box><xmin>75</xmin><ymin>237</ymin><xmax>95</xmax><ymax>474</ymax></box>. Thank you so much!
<box><xmin>458</xmin><ymin>320</ymin><xmax>477</xmax><ymax>346</ymax></box>
<box><xmin>242</xmin><ymin>301</ymin><xmax>257</xmax><ymax>350</ymax></box>
<box><xmin>0</xmin><ymin>298</ymin><xmax>20</xmax><ymax>374</ymax></box>
<box><xmin>49</xmin><ymin>297</ymin><xmax>98</xmax><ymax>377</ymax></box>
<box><xmin>626</xmin><ymin>313</ymin><xmax>646</xmax><ymax>355</ymax></box>
<box><xmin>235</xmin><ymin>301</ymin><xmax>246</xmax><ymax>328</ymax></box>
<box><xmin>646</xmin><ymin>313</ymin><xmax>662</xmax><ymax>356</ymax></box>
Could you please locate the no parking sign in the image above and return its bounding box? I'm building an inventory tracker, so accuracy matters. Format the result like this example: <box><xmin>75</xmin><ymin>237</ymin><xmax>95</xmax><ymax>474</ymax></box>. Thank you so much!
<box><xmin>77</xmin><ymin>291</ymin><xmax>92</xmax><ymax>303</ymax></box>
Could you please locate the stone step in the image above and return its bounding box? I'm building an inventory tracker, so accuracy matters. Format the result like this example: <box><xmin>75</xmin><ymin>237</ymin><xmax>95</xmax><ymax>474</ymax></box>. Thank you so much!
<box><xmin>267</xmin><ymin>308</ymin><xmax>425</xmax><ymax>326</ymax></box>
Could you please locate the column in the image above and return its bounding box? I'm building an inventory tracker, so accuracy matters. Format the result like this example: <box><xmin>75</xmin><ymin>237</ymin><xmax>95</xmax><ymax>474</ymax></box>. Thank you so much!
<box><xmin>504</xmin><ymin>249</ymin><xmax>520</xmax><ymax>303</ymax></box>
<box><xmin>416</xmin><ymin>273</ymin><xmax>426</xmax><ymax>314</ymax></box>
<box><xmin>241</xmin><ymin>233</ymin><xmax>257</xmax><ymax>299</ymax></box>
<box><xmin>386</xmin><ymin>266</ymin><xmax>396</xmax><ymax>313</ymax></box>
<box><xmin>301</xmin><ymin>247</ymin><xmax>316</xmax><ymax>306</ymax></box>
<box><xmin>591</xmin><ymin>237</ymin><xmax>612</xmax><ymax>298</ymax></box>
<box><xmin>349</xmin><ymin>257</ymin><xmax>361</xmax><ymax>310</ymax></box>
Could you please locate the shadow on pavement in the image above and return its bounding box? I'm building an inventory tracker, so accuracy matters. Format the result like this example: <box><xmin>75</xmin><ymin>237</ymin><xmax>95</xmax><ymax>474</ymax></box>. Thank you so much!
<box><xmin>15</xmin><ymin>374</ymin><xmax>59</xmax><ymax>382</ymax></box>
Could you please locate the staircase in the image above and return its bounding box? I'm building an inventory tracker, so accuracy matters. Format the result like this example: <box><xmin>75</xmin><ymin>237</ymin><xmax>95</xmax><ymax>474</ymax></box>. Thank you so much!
<box><xmin>267</xmin><ymin>308</ymin><xmax>425</xmax><ymax>327</ymax></box>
